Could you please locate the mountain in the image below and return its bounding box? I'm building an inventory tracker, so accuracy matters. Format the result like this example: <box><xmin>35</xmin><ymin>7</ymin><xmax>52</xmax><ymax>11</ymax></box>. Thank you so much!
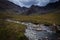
<box><xmin>0</xmin><ymin>0</ymin><xmax>28</xmax><ymax>14</ymax></box>
<box><xmin>0</xmin><ymin>0</ymin><xmax>60</xmax><ymax>15</ymax></box>
<box><xmin>25</xmin><ymin>1</ymin><xmax>60</xmax><ymax>15</ymax></box>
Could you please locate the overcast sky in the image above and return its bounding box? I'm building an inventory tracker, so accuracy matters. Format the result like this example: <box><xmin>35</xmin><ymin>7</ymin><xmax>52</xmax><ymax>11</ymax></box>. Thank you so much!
<box><xmin>8</xmin><ymin>0</ymin><xmax>59</xmax><ymax>8</ymax></box>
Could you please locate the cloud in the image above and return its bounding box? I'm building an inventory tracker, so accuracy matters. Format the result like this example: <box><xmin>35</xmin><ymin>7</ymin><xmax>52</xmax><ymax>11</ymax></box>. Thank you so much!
<box><xmin>8</xmin><ymin>0</ymin><xmax>59</xmax><ymax>7</ymax></box>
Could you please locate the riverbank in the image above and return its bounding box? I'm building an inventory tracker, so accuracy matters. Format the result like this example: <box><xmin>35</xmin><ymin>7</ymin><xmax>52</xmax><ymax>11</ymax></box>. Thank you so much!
<box><xmin>6</xmin><ymin>19</ymin><xmax>60</xmax><ymax>40</ymax></box>
<box><xmin>6</xmin><ymin>19</ymin><xmax>60</xmax><ymax>32</ymax></box>
<box><xmin>0</xmin><ymin>19</ymin><xmax>28</xmax><ymax>40</ymax></box>
<box><xmin>0</xmin><ymin>18</ymin><xmax>60</xmax><ymax>40</ymax></box>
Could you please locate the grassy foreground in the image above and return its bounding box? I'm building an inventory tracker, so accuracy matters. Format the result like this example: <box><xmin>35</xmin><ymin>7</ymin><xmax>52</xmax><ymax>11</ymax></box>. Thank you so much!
<box><xmin>0</xmin><ymin>20</ymin><xmax>28</xmax><ymax>40</ymax></box>
<box><xmin>0</xmin><ymin>13</ymin><xmax>28</xmax><ymax>40</ymax></box>
<box><xmin>0</xmin><ymin>11</ymin><xmax>60</xmax><ymax>40</ymax></box>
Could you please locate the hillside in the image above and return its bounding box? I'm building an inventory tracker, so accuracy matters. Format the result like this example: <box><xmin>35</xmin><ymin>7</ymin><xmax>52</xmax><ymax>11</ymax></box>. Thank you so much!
<box><xmin>0</xmin><ymin>0</ymin><xmax>60</xmax><ymax>15</ymax></box>
<box><xmin>0</xmin><ymin>6</ymin><xmax>60</xmax><ymax>25</ymax></box>
<box><xmin>7</xmin><ymin>10</ymin><xmax>60</xmax><ymax>25</ymax></box>
<box><xmin>0</xmin><ymin>0</ymin><xmax>28</xmax><ymax>14</ymax></box>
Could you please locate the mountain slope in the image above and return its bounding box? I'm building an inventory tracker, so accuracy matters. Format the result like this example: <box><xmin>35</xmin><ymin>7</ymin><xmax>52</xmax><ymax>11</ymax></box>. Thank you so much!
<box><xmin>24</xmin><ymin>1</ymin><xmax>60</xmax><ymax>15</ymax></box>
<box><xmin>0</xmin><ymin>0</ymin><xmax>60</xmax><ymax>15</ymax></box>
<box><xmin>0</xmin><ymin>0</ymin><xmax>28</xmax><ymax>14</ymax></box>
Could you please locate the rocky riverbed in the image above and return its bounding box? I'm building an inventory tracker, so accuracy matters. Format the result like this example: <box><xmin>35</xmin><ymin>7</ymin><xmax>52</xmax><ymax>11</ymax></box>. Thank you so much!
<box><xmin>6</xmin><ymin>19</ymin><xmax>60</xmax><ymax>40</ymax></box>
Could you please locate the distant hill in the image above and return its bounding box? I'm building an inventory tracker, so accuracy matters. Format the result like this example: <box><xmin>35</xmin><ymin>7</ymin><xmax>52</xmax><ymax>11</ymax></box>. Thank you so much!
<box><xmin>0</xmin><ymin>0</ymin><xmax>60</xmax><ymax>15</ymax></box>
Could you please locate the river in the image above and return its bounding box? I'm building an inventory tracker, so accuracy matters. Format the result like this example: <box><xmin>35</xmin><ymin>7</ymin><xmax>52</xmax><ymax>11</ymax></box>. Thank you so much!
<box><xmin>24</xmin><ymin>24</ymin><xmax>57</xmax><ymax>40</ymax></box>
<box><xmin>6</xmin><ymin>19</ymin><xmax>59</xmax><ymax>40</ymax></box>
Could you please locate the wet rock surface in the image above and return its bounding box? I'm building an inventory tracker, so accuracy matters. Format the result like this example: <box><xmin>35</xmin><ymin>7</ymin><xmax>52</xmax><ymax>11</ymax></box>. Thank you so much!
<box><xmin>25</xmin><ymin>24</ymin><xmax>57</xmax><ymax>40</ymax></box>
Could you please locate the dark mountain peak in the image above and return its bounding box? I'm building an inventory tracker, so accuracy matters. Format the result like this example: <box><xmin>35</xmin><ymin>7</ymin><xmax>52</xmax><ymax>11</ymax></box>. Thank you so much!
<box><xmin>25</xmin><ymin>1</ymin><xmax>60</xmax><ymax>15</ymax></box>
<box><xmin>0</xmin><ymin>0</ymin><xmax>28</xmax><ymax>13</ymax></box>
<box><xmin>25</xmin><ymin>5</ymin><xmax>40</xmax><ymax>15</ymax></box>
<box><xmin>30</xmin><ymin>1</ymin><xmax>60</xmax><ymax>9</ymax></box>
<box><xmin>46</xmin><ymin>1</ymin><xmax>60</xmax><ymax>8</ymax></box>
<box><xmin>0</xmin><ymin>0</ymin><xmax>60</xmax><ymax>15</ymax></box>
<box><xmin>30</xmin><ymin>5</ymin><xmax>39</xmax><ymax>8</ymax></box>
<box><xmin>0</xmin><ymin>0</ymin><xmax>22</xmax><ymax>9</ymax></box>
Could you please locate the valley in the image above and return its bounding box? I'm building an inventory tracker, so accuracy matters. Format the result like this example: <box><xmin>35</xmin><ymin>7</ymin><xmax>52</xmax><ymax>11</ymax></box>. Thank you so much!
<box><xmin>0</xmin><ymin>0</ymin><xmax>60</xmax><ymax>40</ymax></box>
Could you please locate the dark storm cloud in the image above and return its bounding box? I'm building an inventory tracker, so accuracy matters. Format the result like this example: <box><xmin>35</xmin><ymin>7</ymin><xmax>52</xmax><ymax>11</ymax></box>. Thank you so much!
<box><xmin>8</xmin><ymin>0</ymin><xmax>59</xmax><ymax>7</ymax></box>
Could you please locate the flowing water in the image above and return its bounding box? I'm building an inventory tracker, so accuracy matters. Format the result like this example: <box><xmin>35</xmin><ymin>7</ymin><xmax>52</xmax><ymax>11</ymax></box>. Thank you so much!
<box><xmin>24</xmin><ymin>24</ymin><xmax>57</xmax><ymax>40</ymax></box>
<box><xmin>6</xmin><ymin>19</ymin><xmax>59</xmax><ymax>40</ymax></box>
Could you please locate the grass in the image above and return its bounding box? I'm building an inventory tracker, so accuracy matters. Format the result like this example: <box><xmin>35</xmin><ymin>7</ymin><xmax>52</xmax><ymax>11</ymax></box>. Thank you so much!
<box><xmin>0</xmin><ymin>10</ymin><xmax>60</xmax><ymax>40</ymax></box>
<box><xmin>9</xmin><ymin>13</ymin><xmax>60</xmax><ymax>25</ymax></box>
<box><xmin>5</xmin><ymin>21</ymin><xmax>27</xmax><ymax>40</ymax></box>
<box><xmin>0</xmin><ymin>19</ymin><xmax>28</xmax><ymax>40</ymax></box>
<box><xmin>1</xmin><ymin>10</ymin><xmax>59</xmax><ymax>25</ymax></box>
